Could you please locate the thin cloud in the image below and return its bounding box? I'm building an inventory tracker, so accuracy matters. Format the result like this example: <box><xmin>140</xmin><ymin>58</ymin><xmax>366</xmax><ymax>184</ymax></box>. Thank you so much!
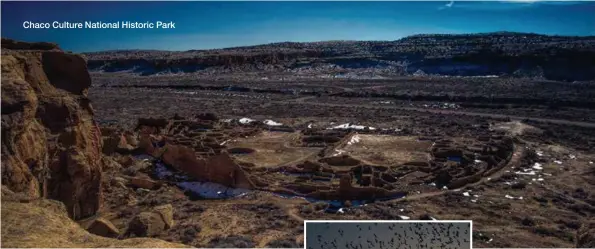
<box><xmin>439</xmin><ymin>1</ymin><xmax>455</xmax><ymax>10</ymax></box>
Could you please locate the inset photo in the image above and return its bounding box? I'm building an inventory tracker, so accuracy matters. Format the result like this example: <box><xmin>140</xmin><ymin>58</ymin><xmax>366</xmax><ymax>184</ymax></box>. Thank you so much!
<box><xmin>305</xmin><ymin>220</ymin><xmax>471</xmax><ymax>249</ymax></box>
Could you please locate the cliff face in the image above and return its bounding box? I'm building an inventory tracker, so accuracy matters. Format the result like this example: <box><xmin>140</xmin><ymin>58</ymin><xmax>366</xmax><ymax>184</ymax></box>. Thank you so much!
<box><xmin>85</xmin><ymin>33</ymin><xmax>595</xmax><ymax>81</ymax></box>
<box><xmin>1</xmin><ymin>38</ymin><xmax>103</xmax><ymax>220</ymax></box>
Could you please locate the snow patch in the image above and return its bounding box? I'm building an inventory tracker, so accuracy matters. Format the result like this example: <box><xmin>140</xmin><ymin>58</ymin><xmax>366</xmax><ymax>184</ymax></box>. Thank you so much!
<box><xmin>347</xmin><ymin>134</ymin><xmax>361</xmax><ymax>145</ymax></box>
<box><xmin>329</xmin><ymin>123</ymin><xmax>376</xmax><ymax>130</ymax></box>
<box><xmin>332</xmin><ymin>149</ymin><xmax>346</xmax><ymax>157</ymax></box>
<box><xmin>505</xmin><ymin>194</ymin><xmax>523</xmax><ymax>200</ymax></box>
<box><xmin>532</xmin><ymin>163</ymin><xmax>543</xmax><ymax>170</ymax></box>
<box><xmin>263</xmin><ymin>119</ymin><xmax>283</xmax><ymax>126</ymax></box>
<box><xmin>239</xmin><ymin>118</ymin><xmax>255</xmax><ymax>124</ymax></box>
<box><xmin>515</xmin><ymin>170</ymin><xmax>537</xmax><ymax>175</ymax></box>
<box><xmin>154</xmin><ymin>162</ymin><xmax>173</xmax><ymax>178</ymax></box>
<box><xmin>177</xmin><ymin>181</ymin><xmax>250</xmax><ymax>199</ymax></box>
<box><xmin>399</xmin><ymin>215</ymin><xmax>410</xmax><ymax>220</ymax></box>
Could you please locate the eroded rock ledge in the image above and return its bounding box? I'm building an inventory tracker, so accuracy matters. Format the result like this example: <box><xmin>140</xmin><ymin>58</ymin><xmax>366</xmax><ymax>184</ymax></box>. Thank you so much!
<box><xmin>1</xmin><ymin>38</ymin><xmax>102</xmax><ymax>219</ymax></box>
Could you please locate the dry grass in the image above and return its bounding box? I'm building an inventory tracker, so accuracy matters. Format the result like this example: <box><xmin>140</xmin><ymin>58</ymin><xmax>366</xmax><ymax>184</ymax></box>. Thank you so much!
<box><xmin>227</xmin><ymin>131</ymin><xmax>320</xmax><ymax>167</ymax></box>
<box><xmin>337</xmin><ymin>134</ymin><xmax>432</xmax><ymax>165</ymax></box>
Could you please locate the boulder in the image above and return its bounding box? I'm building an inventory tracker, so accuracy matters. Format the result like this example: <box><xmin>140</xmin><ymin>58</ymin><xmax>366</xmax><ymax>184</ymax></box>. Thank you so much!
<box><xmin>1</xmin><ymin>40</ymin><xmax>103</xmax><ymax>220</ymax></box>
<box><xmin>117</xmin><ymin>155</ymin><xmax>135</xmax><ymax>168</ymax></box>
<box><xmin>87</xmin><ymin>218</ymin><xmax>120</xmax><ymax>238</ymax></box>
<box><xmin>153</xmin><ymin>204</ymin><xmax>175</xmax><ymax>229</ymax></box>
<box><xmin>127</xmin><ymin>212</ymin><xmax>167</xmax><ymax>237</ymax></box>
<box><xmin>129</xmin><ymin>177</ymin><xmax>161</xmax><ymax>190</ymax></box>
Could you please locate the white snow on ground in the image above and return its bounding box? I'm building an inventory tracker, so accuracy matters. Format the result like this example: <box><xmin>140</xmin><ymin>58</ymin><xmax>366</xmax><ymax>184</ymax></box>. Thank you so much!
<box><xmin>263</xmin><ymin>119</ymin><xmax>283</xmax><ymax>126</ymax></box>
<box><xmin>307</xmin><ymin>123</ymin><xmax>313</xmax><ymax>129</ymax></box>
<box><xmin>177</xmin><ymin>182</ymin><xmax>249</xmax><ymax>199</ymax></box>
<box><xmin>532</xmin><ymin>163</ymin><xmax>543</xmax><ymax>170</ymax></box>
<box><xmin>347</xmin><ymin>134</ymin><xmax>361</xmax><ymax>145</ymax></box>
<box><xmin>474</xmin><ymin>159</ymin><xmax>482</xmax><ymax>163</ymax></box>
<box><xmin>505</xmin><ymin>194</ymin><xmax>523</xmax><ymax>200</ymax></box>
<box><xmin>554</xmin><ymin>160</ymin><xmax>563</xmax><ymax>165</ymax></box>
<box><xmin>463</xmin><ymin>192</ymin><xmax>470</xmax><ymax>197</ymax></box>
<box><xmin>515</xmin><ymin>169</ymin><xmax>537</xmax><ymax>175</ymax></box>
<box><xmin>332</xmin><ymin>149</ymin><xmax>346</xmax><ymax>157</ymax></box>
<box><xmin>154</xmin><ymin>162</ymin><xmax>174</xmax><ymax>178</ymax></box>
<box><xmin>536</xmin><ymin>151</ymin><xmax>544</xmax><ymax>157</ymax></box>
<box><xmin>239</xmin><ymin>118</ymin><xmax>255</xmax><ymax>124</ymax></box>
<box><xmin>329</xmin><ymin>123</ymin><xmax>376</xmax><ymax>130</ymax></box>
<box><xmin>471</xmin><ymin>199</ymin><xmax>477</xmax><ymax>203</ymax></box>
<box><xmin>569</xmin><ymin>154</ymin><xmax>576</xmax><ymax>159</ymax></box>
<box><xmin>399</xmin><ymin>215</ymin><xmax>410</xmax><ymax>220</ymax></box>
<box><xmin>221</xmin><ymin>119</ymin><xmax>233</xmax><ymax>123</ymax></box>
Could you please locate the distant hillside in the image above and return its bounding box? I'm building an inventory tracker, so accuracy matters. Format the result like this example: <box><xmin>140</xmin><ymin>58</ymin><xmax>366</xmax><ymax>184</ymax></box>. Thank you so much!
<box><xmin>83</xmin><ymin>32</ymin><xmax>595</xmax><ymax>81</ymax></box>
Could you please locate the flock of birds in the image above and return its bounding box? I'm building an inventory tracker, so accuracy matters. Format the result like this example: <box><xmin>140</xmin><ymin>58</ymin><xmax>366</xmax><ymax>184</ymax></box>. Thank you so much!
<box><xmin>307</xmin><ymin>222</ymin><xmax>470</xmax><ymax>249</ymax></box>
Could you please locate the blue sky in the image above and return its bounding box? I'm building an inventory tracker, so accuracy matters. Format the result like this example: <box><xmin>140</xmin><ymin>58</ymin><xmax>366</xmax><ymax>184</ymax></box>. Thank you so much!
<box><xmin>1</xmin><ymin>1</ymin><xmax>594</xmax><ymax>52</ymax></box>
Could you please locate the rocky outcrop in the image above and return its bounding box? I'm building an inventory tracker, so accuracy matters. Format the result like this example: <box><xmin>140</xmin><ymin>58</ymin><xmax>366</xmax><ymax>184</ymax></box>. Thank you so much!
<box><xmin>1</xmin><ymin>39</ymin><xmax>103</xmax><ymax>219</ymax></box>
<box><xmin>0</xmin><ymin>196</ymin><xmax>186</xmax><ymax>247</ymax></box>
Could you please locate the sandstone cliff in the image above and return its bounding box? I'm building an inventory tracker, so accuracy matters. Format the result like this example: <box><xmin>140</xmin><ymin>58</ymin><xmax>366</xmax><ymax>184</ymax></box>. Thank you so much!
<box><xmin>1</xmin><ymin>38</ymin><xmax>103</xmax><ymax>219</ymax></box>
